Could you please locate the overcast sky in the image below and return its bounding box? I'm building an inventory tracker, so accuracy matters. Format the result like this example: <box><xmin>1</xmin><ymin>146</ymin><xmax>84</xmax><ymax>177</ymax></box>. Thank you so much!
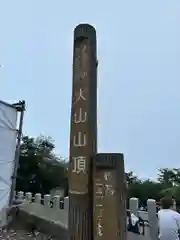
<box><xmin>0</xmin><ymin>0</ymin><xmax>180</xmax><ymax>179</ymax></box>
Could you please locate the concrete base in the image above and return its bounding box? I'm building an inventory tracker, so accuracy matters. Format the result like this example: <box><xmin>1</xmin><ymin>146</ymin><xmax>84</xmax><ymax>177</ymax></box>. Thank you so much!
<box><xmin>7</xmin><ymin>202</ymin><xmax>153</xmax><ymax>240</ymax></box>
<box><xmin>8</xmin><ymin>203</ymin><xmax>68</xmax><ymax>240</ymax></box>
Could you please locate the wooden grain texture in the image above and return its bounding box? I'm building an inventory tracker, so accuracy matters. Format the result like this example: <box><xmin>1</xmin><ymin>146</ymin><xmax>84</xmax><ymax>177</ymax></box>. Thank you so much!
<box><xmin>68</xmin><ymin>23</ymin><xmax>97</xmax><ymax>240</ymax></box>
<box><xmin>93</xmin><ymin>154</ymin><xmax>127</xmax><ymax>240</ymax></box>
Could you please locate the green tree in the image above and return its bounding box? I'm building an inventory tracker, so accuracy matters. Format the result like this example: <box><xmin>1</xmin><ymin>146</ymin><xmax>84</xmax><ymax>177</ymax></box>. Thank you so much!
<box><xmin>128</xmin><ymin>179</ymin><xmax>163</xmax><ymax>201</ymax></box>
<box><xmin>157</xmin><ymin>168</ymin><xmax>176</xmax><ymax>186</ymax></box>
<box><xmin>125</xmin><ymin>168</ymin><xmax>180</xmax><ymax>202</ymax></box>
<box><xmin>126</xmin><ymin>171</ymin><xmax>140</xmax><ymax>186</ymax></box>
<box><xmin>157</xmin><ymin>168</ymin><xmax>180</xmax><ymax>200</ymax></box>
<box><xmin>171</xmin><ymin>169</ymin><xmax>180</xmax><ymax>186</ymax></box>
<box><xmin>16</xmin><ymin>135</ymin><xmax>68</xmax><ymax>194</ymax></box>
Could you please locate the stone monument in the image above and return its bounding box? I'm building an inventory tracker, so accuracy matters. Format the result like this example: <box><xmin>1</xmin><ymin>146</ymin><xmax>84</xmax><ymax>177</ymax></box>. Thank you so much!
<box><xmin>68</xmin><ymin>24</ymin><xmax>97</xmax><ymax>240</ymax></box>
<box><xmin>93</xmin><ymin>153</ymin><xmax>127</xmax><ymax>240</ymax></box>
<box><xmin>68</xmin><ymin>23</ymin><xmax>127</xmax><ymax>240</ymax></box>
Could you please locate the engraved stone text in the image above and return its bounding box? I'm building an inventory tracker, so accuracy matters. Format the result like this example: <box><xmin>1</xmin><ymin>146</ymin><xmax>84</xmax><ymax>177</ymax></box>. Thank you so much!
<box><xmin>73</xmin><ymin>88</ymin><xmax>86</xmax><ymax>104</ymax></box>
<box><xmin>72</xmin><ymin>156</ymin><xmax>87</xmax><ymax>174</ymax></box>
<box><xmin>104</xmin><ymin>184</ymin><xmax>115</xmax><ymax>197</ymax></box>
<box><xmin>74</xmin><ymin>71</ymin><xmax>88</xmax><ymax>81</ymax></box>
<box><xmin>104</xmin><ymin>171</ymin><xmax>113</xmax><ymax>181</ymax></box>
<box><xmin>74</xmin><ymin>108</ymin><xmax>87</xmax><ymax>123</ymax></box>
<box><xmin>95</xmin><ymin>183</ymin><xmax>104</xmax><ymax>199</ymax></box>
<box><xmin>97</xmin><ymin>209</ymin><xmax>104</xmax><ymax>237</ymax></box>
<box><xmin>73</xmin><ymin>132</ymin><xmax>86</xmax><ymax>147</ymax></box>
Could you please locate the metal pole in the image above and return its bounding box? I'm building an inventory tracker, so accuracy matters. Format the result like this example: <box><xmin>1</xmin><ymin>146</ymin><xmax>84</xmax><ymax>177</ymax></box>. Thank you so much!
<box><xmin>9</xmin><ymin>101</ymin><xmax>25</xmax><ymax>206</ymax></box>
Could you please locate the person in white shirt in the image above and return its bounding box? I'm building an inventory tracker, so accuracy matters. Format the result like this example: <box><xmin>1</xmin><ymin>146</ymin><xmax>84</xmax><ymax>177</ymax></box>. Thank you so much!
<box><xmin>158</xmin><ymin>197</ymin><xmax>180</xmax><ymax>240</ymax></box>
<box><xmin>127</xmin><ymin>210</ymin><xmax>140</xmax><ymax>233</ymax></box>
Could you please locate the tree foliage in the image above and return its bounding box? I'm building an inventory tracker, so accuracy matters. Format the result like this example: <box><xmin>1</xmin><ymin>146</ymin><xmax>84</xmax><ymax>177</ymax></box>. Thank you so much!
<box><xmin>15</xmin><ymin>135</ymin><xmax>180</xmax><ymax>202</ymax></box>
<box><xmin>127</xmin><ymin>168</ymin><xmax>180</xmax><ymax>202</ymax></box>
<box><xmin>16</xmin><ymin>135</ymin><xmax>68</xmax><ymax>194</ymax></box>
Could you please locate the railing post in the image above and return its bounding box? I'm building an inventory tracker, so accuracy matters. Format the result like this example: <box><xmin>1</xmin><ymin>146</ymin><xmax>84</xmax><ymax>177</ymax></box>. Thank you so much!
<box><xmin>25</xmin><ymin>192</ymin><xmax>32</xmax><ymax>202</ymax></box>
<box><xmin>35</xmin><ymin>193</ymin><xmax>41</xmax><ymax>204</ymax></box>
<box><xmin>44</xmin><ymin>194</ymin><xmax>51</xmax><ymax>207</ymax></box>
<box><xmin>64</xmin><ymin>196</ymin><xmax>69</xmax><ymax>211</ymax></box>
<box><xmin>17</xmin><ymin>191</ymin><xmax>24</xmax><ymax>201</ymax></box>
<box><xmin>53</xmin><ymin>196</ymin><xmax>60</xmax><ymax>210</ymax></box>
<box><xmin>147</xmin><ymin>199</ymin><xmax>158</xmax><ymax>240</ymax></box>
<box><xmin>129</xmin><ymin>197</ymin><xmax>139</xmax><ymax>215</ymax></box>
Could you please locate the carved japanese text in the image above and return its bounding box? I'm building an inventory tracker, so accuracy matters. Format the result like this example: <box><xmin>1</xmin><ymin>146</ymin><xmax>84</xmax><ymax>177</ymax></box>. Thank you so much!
<box><xmin>73</xmin><ymin>132</ymin><xmax>86</xmax><ymax>147</ymax></box>
<box><xmin>104</xmin><ymin>184</ymin><xmax>116</xmax><ymax>197</ymax></box>
<box><xmin>73</xmin><ymin>88</ymin><xmax>86</xmax><ymax>105</ymax></box>
<box><xmin>74</xmin><ymin>108</ymin><xmax>87</xmax><ymax>123</ymax></box>
<box><xmin>104</xmin><ymin>171</ymin><xmax>113</xmax><ymax>181</ymax></box>
<box><xmin>95</xmin><ymin>183</ymin><xmax>104</xmax><ymax>199</ymax></box>
<box><xmin>74</xmin><ymin>71</ymin><xmax>88</xmax><ymax>81</ymax></box>
<box><xmin>97</xmin><ymin>208</ymin><xmax>104</xmax><ymax>237</ymax></box>
<box><xmin>72</xmin><ymin>156</ymin><xmax>87</xmax><ymax>174</ymax></box>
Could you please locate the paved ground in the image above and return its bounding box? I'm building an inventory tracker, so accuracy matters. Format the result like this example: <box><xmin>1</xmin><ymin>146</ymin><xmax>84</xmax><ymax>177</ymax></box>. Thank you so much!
<box><xmin>128</xmin><ymin>232</ymin><xmax>150</xmax><ymax>240</ymax></box>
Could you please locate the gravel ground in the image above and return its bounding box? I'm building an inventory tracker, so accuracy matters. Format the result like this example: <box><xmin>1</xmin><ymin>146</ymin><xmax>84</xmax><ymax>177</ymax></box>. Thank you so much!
<box><xmin>0</xmin><ymin>229</ymin><xmax>56</xmax><ymax>240</ymax></box>
<box><xmin>0</xmin><ymin>229</ymin><xmax>150</xmax><ymax>240</ymax></box>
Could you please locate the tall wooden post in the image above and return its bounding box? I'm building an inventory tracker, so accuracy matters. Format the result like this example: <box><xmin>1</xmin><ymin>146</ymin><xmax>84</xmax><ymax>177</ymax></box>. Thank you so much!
<box><xmin>93</xmin><ymin>153</ymin><xmax>127</xmax><ymax>240</ymax></box>
<box><xmin>68</xmin><ymin>24</ymin><xmax>97</xmax><ymax>240</ymax></box>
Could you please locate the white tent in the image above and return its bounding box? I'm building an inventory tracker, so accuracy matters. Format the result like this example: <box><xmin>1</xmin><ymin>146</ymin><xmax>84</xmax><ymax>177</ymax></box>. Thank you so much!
<box><xmin>0</xmin><ymin>101</ymin><xmax>19</xmax><ymax>227</ymax></box>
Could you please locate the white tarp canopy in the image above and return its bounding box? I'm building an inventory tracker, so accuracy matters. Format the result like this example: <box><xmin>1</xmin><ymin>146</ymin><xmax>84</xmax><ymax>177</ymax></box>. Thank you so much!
<box><xmin>0</xmin><ymin>101</ymin><xmax>18</xmax><ymax>226</ymax></box>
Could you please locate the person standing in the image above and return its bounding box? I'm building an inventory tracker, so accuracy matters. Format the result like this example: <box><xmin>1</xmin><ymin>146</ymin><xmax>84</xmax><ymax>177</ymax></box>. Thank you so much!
<box><xmin>158</xmin><ymin>197</ymin><xmax>180</xmax><ymax>240</ymax></box>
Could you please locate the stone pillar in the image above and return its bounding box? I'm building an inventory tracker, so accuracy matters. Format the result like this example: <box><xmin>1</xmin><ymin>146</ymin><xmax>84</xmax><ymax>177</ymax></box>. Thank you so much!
<box><xmin>129</xmin><ymin>197</ymin><xmax>139</xmax><ymax>215</ymax></box>
<box><xmin>25</xmin><ymin>192</ymin><xmax>32</xmax><ymax>202</ymax></box>
<box><xmin>44</xmin><ymin>194</ymin><xmax>50</xmax><ymax>207</ymax></box>
<box><xmin>53</xmin><ymin>196</ymin><xmax>60</xmax><ymax>210</ymax></box>
<box><xmin>68</xmin><ymin>24</ymin><xmax>97</xmax><ymax>240</ymax></box>
<box><xmin>93</xmin><ymin>153</ymin><xmax>127</xmax><ymax>240</ymax></box>
<box><xmin>64</xmin><ymin>196</ymin><xmax>69</xmax><ymax>211</ymax></box>
<box><xmin>17</xmin><ymin>191</ymin><xmax>24</xmax><ymax>201</ymax></box>
<box><xmin>147</xmin><ymin>199</ymin><xmax>158</xmax><ymax>240</ymax></box>
<box><xmin>34</xmin><ymin>193</ymin><xmax>41</xmax><ymax>204</ymax></box>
